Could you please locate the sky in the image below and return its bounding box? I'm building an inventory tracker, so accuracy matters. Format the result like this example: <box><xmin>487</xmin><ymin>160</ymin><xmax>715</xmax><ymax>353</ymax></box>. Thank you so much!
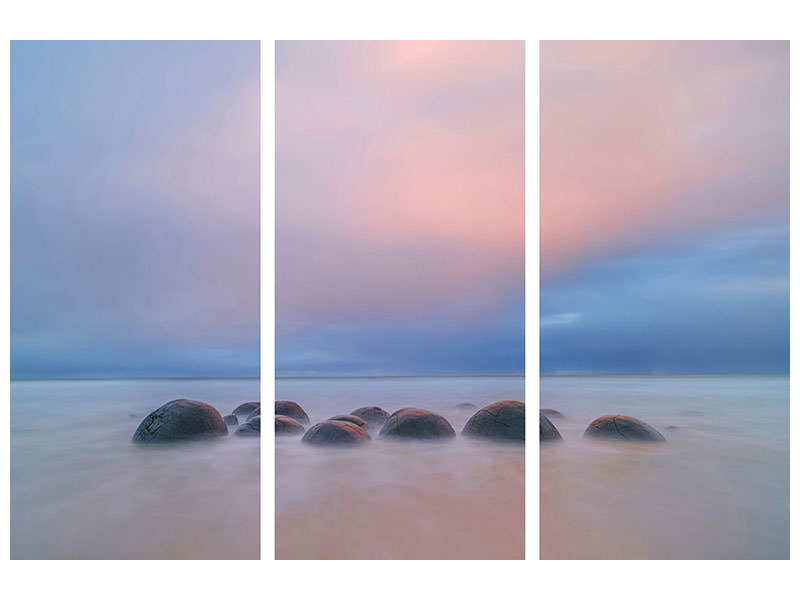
<box><xmin>541</xmin><ymin>41</ymin><xmax>789</xmax><ymax>375</ymax></box>
<box><xmin>276</xmin><ymin>41</ymin><xmax>524</xmax><ymax>376</ymax></box>
<box><xmin>11</xmin><ymin>41</ymin><xmax>260</xmax><ymax>379</ymax></box>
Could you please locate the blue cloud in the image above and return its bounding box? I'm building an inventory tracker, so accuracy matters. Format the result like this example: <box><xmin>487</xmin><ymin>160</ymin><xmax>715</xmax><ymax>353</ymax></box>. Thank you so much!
<box><xmin>541</xmin><ymin>223</ymin><xmax>788</xmax><ymax>374</ymax></box>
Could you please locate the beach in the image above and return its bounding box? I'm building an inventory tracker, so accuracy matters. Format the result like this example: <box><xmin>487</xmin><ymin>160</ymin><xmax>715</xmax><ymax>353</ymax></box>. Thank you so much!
<box><xmin>275</xmin><ymin>376</ymin><xmax>525</xmax><ymax>559</ymax></box>
<box><xmin>10</xmin><ymin>378</ymin><xmax>260</xmax><ymax>560</ymax></box>
<box><xmin>540</xmin><ymin>375</ymin><xmax>789</xmax><ymax>559</ymax></box>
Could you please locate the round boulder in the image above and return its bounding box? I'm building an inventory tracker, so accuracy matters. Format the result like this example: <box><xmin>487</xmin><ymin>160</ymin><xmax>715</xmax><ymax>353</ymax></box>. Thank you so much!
<box><xmin>302</xmin><ymin>421</ymin><xmax>370</xmax><ymax>446</ymax></box>
<box><xmin>462</xmin><ymin>401</ymin><xmax>525</xmax><ymax>441</ymax></box>
<box><xmin>380</xmin><ymin>408</ymin><xmax>456</xmax><ymax>440</ymax></box>
<box><xmin>455</xmin><ymin>402</ymin><xmax>478</xmax><ymax>410</ymax></box>
<box><xmin>235</xmin><ymin>416</ymin><xmax>261</xmax><ymax>437</ymax></box>
<box><xmin>350</xmin><ymin>406</ymin><xmax>390</xmax><ymax>429</ymax></box>
<box><xmin>223</xmin><ymin>414</ymin><xmax>239</xmax><ymax>428</ymax></box>
<box><xmin>329</xmin><ymin>414</ymin><xmax>369</xmax><ymax>429</ymax></box>
<box><xmin>276</xmin><ymin>401</ymin><xmax>310</xmax><ymax>425</ymax></box>
<box><xmin>540</xmin><ymin>411</ymin><xmax>562</xmax><ymax>442</ymax></box>
<box><xmin>275</xmin><ymin>415</ymin><xmax>305</xmax><ymax>435</ymax></box>
<box><xmin>584</xmin><ymin>415</ymin><xmax>666</xmax><ymax>442</ymax></box>
<box><xmin>133</xmin><ymin>399</ymin><xmax>227</xmax><ymax>443</ymax></box>
<box><xmin>232</xmin><ymin>402</ymin><xmax>260</xmax><ymax>418</ymax></box>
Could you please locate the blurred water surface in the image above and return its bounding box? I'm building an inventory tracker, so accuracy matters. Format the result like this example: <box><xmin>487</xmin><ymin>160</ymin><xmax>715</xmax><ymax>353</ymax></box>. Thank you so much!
<box><xmin>540</xmin><ymin>376</ymin><xmax>789</xmax><ymax>559</ymax></box>
<box><xmin>11</xmin><ymin>378</ymin><xmax>260</xmax><ymax>559</ymax></box>
<box><xmin>276</xmin><ymin>376</ymin><xmax>525</xmax><ymax>559</ymax></box>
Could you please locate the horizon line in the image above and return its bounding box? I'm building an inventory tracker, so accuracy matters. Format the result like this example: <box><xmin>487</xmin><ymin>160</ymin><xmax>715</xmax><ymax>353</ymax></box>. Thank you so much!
<box><xmin>11</xmin><ymin>376</ymin><xmax>261</xmax><ymax>382</ymax></box>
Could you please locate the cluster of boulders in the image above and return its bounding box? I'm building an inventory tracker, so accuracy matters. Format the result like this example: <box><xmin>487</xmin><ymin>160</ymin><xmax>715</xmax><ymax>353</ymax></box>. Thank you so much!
<box><xmin>132</xmin><ymin>399</ymin><xmax>261</xmax><ymax>443</ymax></box>
<box><xmin>275</xmin><ymin>400</ymin><xmax>526</xmax><ymax>446</ymax></box>
<box><xmin>539</xmin><ymin>409</ymin><xmax>666</xmax><ymax>443</ymax></box>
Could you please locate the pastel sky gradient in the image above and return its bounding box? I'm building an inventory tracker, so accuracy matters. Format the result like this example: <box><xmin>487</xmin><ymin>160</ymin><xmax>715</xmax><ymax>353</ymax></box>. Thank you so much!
<box><xmin>11</xmin><ymin>41</ymin><xmax>259</xmax><ymax>379</ymax></box>
<box><xmin>541</xmin><ymin>41</ymin><xmax>788</xmax><ymax>374</ymax></box>
<box><xmin>277</xmin><ymin>41</ymin><xmax>524</xmax><ymax>376</ymax></box>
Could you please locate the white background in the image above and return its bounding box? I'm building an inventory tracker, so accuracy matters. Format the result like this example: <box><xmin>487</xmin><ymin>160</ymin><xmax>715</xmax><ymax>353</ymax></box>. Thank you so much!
<box><xmin>1</xmin><ymin>1</ymin><xmax>797</xmax><ymax>597</ymax></box>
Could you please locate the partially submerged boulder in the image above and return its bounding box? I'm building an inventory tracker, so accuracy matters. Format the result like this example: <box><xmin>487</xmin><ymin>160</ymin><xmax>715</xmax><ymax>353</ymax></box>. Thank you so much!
<box><xmin>302</xmin><ymin>421</ymin><xmax>370</xmax><ymax>446</ymax></box>
<box><xmin>275</xmin><ymin>415</ymin><xmax>305</xmax><ymax>436</ymax></box>
<box><xmin>350</xmin><ymin>406</ymin><xmax>390</xmax><ymax>429</ymax></box>
<box><xmin>380</xmin><ymin>408</ymin><xmax>455</xmax><ymax>440</ymax></box>
<box><xmin>540</xmin><ymin>408</ymin><xmax>565</xmax><ymax>419</ymax></box>
<box><xmin>329</xmin><ymin>414</ymin><xmax>369</xmax><ymax>429</ymax></box>
<box><xmin>247</xmin><ymin>407</ymin><xmax>261</xmax><ymax>422</ymax></box>
<box><xmin>455</xmin><ymin>402</ymin><xmax>478</xmax><ymax>409</ymax></box>
<box><xmin>223</xmin><ymin>414</ymin><xmax>239</xmax><ymax>428</ymax></box>
<box><xmin>540</xmin><ymin>411</ymin><xmax>562</xmax><ymax>442</ymax></box>
<box><xmin>232</xmin><ymin>402</ymin><xmax>260</xmax><ymax>418</ymax></box>
<box><xmin>133</xmin><ymin>399</ymin><xmax>227</xmax><ymax>443</ymax></box>
<box><xmin>584</xmin><ymin>415</ymin><xmax>666</xmax><ymax>442</ymax></box>
<box><xmin>236</xmin><ymin>416</ymin><xmax>261</xmax><ymax>437</ymax></box>
<box><xmin>276</xmin><ymin>401</ymin><xmax>310</xmax><ymax>425</ymax></box>
<box><xmin>462</xmin><ymin>401</ymin><xmax>525</xmax><ymax>441</ymax></box>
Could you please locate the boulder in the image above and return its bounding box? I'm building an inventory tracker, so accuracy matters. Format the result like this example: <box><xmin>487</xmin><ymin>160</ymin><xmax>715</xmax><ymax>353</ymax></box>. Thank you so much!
<box><xmin>275</xmin><ymin>415</ymin><xmax>305</xmax><ymax>435</ymax></box>
<box><xmin>235</xmin><ymin>416</ymin><xmax>261</xmax><ymax>437</ymax></box>
<box><xmin>232</xmin><ymin>402</ymin><xmax>260</xmax><ymax>418</ymax></box>
<box><xmin>223</xmin><ymin>414</ymin><xmax>239</xmax><ymax>428</ymax></box>
<box><xmin>132</xmin><ymin>399</ymin><xmax>227</xmax><ymax>443</ymax></box>
<box><xmin>455</xmin><ymin>402</ymin><xmax>478</xmax><ymax>409</ymax></box>
<box><xmin>584</xmin><ymin>415</ymin><xmax>666</xmax><ymax>442</ymax></box>
<box><xmin>246</xmin><ymin>407</ymin><xmax>261</xmax><ymax>422</ymax></box>
<box><xmin>540</xmin><ymin>411</ymin><xmax>562</xmax><ymax>442</ymax></box>
<box><xmin>329</xmin><ymin>414</ymin><xmax>369</xmax><ymax>429</ymax></box>
<box><xmin>462</xmin><ymin>401</ymin><xmax>525</xmax><ymax>441</ymax></box>
<box><xmin>540</xmin><ymin>408</ymin><xmax>565</xmax><ymax>419</ymax></box>
<box><xmin>380</xmin><ymin>408</ymin><xmax>455</xmax><ymax>440</ymax></box>
<box><xmin>349</xmin><ymin>406</ymin><xmax>390</xmax><ymax>429</ymax></box>
<box><xmin>276</xmin><ymin>400</ymin><xmax>310</xmax><ymax>425</ymax></box>
<box><xmin>302</xmin><ymin>421</ymin><xmax>370</xmax><ymax>445</ymax></box>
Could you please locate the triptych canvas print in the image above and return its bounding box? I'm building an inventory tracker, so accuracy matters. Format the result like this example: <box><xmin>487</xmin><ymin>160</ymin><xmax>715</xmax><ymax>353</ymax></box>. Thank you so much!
<box><xmin>8</xmin><ymin>39</ymin><xmax>789</xmax><ymax>561</ymax></box>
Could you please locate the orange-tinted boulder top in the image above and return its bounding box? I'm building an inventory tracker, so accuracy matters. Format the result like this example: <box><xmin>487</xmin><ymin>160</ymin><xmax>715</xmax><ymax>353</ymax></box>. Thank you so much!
<box><xmin>380</xmin><ymin>408</ymin><xmax>455</xmax><ymax>440</ymax></box>
<box><xmin>584</xmin><ymin>415</ymin><xmax>666</xmax><ymax>442</ymax></box>
<box><xmin>463</xmin><ymin>401</ymin><xmax>525</xmax><ymax>441</ymax></box>
<box><xmin>276</xmin><ymin>400</ymin><xmax>310</xmax><ymax>424</ymax></box>
<box><xmin>302</xmin><ymin>420</ymin><xmax>370</xmax><ymax>445</ymax></box>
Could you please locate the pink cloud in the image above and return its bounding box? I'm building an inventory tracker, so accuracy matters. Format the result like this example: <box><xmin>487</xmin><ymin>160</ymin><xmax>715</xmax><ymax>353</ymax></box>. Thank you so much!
<box><xmin>541</xmin><ymin>41</ymin><xmax>788</xmax><ymax>276</ymax></box>
<box><xmin>277</xmin><ymin>41</ymin><xmax>524</xmax><ymax>325</ymax></box>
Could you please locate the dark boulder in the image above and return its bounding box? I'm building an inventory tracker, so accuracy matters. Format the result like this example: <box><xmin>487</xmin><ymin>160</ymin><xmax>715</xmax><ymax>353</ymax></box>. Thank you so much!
<box><xmin>329</xmin><ymin>414</ymin><xmax>369</xmax><ymax>429</ymax></box>
<box><xmin>540</xmin><ymin>408</ymin><xmax>565</xmax><ymax>419</ymax></box>
<box><xmin>275</xmin><ymin>415</ymin><xmax>305</xmax><ymax>435</ymax></box>
<box><xmin>232</xmin><ymin>402</ymin><xmax>260</xmax><ymax>418</ymax></box>
<box><xmin>302</xmin><ymin>421</ymin><xmax>370</xmax><ymax>446</ymax></box>
<box><xmin>246</xmin><ymin>407</ymin><xmax>261</xmax><ymax>422</ymax></box>
<box><xmin>455</xmin><ymin>402</ymin><xmax>478</xmax><ymax>409</ymax></box>
<box><xmin>235</xmin><ymin>416</ymin><xmax>261</xmax><ymax>437</ymax></box>
<box><xmin>462</xmin><ymin>401</ymin><xmax>525</xmax><ymax>441</ymax></box>
<box><xmin>584</xmin><ymin>415</ymin><xmax>666</xmax><ymax>442</ymax></box>
<box><xmin>132</xmin><ymin>399</ymin><xmax>227</xmax><ymax>443</ymax></box>
<box><xmin>276</xmin><ymin>401</ymin><xmax>310</xmax><ymax>425</ymax></box>
<box><xmin>380</xmin><ymin>408</ymin><xmax>456</xmax><ymax>440</ymax></box>
<box><xmin>540</xmin><ymin>411</ymin><xmax>562</xmax><ymax>442</ymax></box>
<box><xmin>223</xmin><ymin>414</ymin><xmax>239</xmax><ymax>428</ymax></box>
<box><xmin>350</xmin><ymin>406</ymin><xmax>390</xmax><ymax>429</ymax></box>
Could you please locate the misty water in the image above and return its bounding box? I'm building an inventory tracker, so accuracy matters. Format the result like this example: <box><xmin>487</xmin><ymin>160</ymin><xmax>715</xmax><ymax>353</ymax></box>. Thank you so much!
<box><xmin>540</xmin><ymin>376</ymin><xmax>789</xmax><ymax>559</ymax></box>
<box><xmin>275</xmin><ymin>376</ymin><xmax>525</xmax><ymax>559</ymax></box>
<box><xmin>10</xmin><ymin>379</ymin><xmax>260</xmax><ymax>560</ymax></box>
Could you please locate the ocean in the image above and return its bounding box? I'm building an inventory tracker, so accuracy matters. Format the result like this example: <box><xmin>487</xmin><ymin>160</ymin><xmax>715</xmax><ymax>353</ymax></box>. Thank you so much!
<box><xmin>10</xmin><ymin>378</ymin><xmax>260</xmax><ymax>560</ymax></box>
<box><xmin>275</xmin><ymin>376</ymin><xmax>525</xmax><ymax>559</ymax></box>
<box><xmin>540</xmin><ymin>375</ymin><xmax>789</xmax><ymax>559</ymax></box>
